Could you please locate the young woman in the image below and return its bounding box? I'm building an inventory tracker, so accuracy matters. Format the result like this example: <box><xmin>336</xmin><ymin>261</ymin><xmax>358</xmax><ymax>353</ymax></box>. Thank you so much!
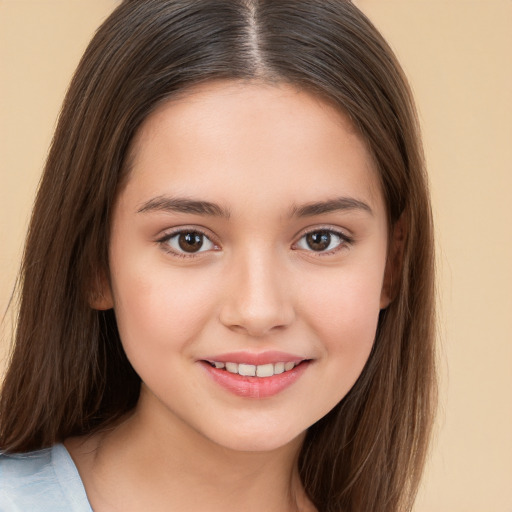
<box><xmin>0</xmin><ymin>1</ymin><xmax>436</xmax><ymax>511</ymax></box>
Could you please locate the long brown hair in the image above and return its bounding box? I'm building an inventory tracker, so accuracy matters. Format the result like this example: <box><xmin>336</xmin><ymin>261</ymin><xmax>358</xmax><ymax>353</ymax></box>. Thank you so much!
<box><xmin>0</xmin><ymin>1</ymin><xmax>436</xmax><ymax>510</ymax></box>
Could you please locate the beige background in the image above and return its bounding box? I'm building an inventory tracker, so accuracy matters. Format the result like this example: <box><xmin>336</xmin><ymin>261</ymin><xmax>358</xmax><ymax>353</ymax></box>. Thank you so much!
<box><xmin>1</xmin><ymin>1</ymin><xmax>511</xmax><ymax>510</ymax></box>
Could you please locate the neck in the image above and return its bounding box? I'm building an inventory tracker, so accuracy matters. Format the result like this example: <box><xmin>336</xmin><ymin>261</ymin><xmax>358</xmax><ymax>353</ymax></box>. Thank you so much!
<box><xmin>68</xmin><ymin>388</ymin><xmax>314</xmax><ymax>512</ymax></box>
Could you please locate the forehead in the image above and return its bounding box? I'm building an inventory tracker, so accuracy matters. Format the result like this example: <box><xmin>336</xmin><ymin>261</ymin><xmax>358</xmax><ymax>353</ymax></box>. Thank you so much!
<box><xmin>123</xmin><ymin>80</ymin><xmax>384</xmax><ymax>215</ymax></box>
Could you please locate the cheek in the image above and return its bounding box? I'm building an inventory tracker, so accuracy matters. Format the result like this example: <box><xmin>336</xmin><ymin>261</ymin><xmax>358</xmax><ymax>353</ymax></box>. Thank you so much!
<box><xmin>299</xmin><ymin>263</ymin><xmax>384</xmax><ymax>376</ymax></box>
<box><xmin>110</xmin><ymin>264</ymin><xmax>220</xmax><ymax>358</ymax></box>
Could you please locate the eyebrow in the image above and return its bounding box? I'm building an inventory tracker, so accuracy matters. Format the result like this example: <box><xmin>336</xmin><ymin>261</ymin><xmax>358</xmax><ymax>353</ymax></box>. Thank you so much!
<box><xmin>137</xmin><ymin>196</ymin><xmax>230</xmax><ymax>218</ymax></box>
<box><xmin>291</xmin><ymin>197</ymin><xmax>373</xmax><ymax>217</ymax></box>
<box><xmin>136</xmin><ymin>195</ymin><xmax>372</xmax><ymax>219</ymax></box>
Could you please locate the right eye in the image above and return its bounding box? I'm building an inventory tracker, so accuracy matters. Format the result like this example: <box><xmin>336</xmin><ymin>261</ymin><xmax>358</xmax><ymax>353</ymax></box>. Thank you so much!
<box><xmin>159</xmin><ymin>230</ymin><xmax>217</xmax><ymax>256</ymax></box>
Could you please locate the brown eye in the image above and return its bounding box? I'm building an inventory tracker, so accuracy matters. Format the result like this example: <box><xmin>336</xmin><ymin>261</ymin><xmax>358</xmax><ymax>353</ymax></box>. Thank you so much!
<box><xmin>295</xmin><ymin>229</ymin><xmax>349</xmax><ymax>253</ymax></box>
<box><xmin>163</xmin><ymin>230</ymin><xmax>216</xmax><ymax>255</ymax></box>
<box><xmin>178</xmin><ymin>232</ymin><xmax>204</xmax><ymax>252</ymax></box>
<box><xmin>305</xmin><ymin>231</ymin><xmax>331</xmax><ymax>251</ymax></box>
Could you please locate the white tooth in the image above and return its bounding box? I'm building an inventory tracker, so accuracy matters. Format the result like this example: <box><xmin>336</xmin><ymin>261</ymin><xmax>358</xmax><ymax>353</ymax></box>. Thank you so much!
<box><xmin>256</xmin><ymin>363</ymin><xmax>274</xmax><ymax>377</ymax></box>
<box><xmin>274</xmin><ymin>362</ymin><xmax>285</xmax><ymax>374</ymax></box>
<box><xmin>213</xmin><ymin>362</ymin><xmax>225</xmax><ymax>369</ymax></box>
<box><xmin>284</xmin><ymin>362</ymin><xmax>296</xmax><ymax>372</ymax></box>
<box><xmin>225</xmin><ymin>362</ymin><xmax>238</xmax><ymax>374</ymax></box>
<box><xmin>238</xmin><ymin>363</ymin><xmax>256</xmax><ymax>376</ymax></box>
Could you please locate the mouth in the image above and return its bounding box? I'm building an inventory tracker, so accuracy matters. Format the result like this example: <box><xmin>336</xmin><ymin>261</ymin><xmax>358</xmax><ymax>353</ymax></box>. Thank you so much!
<box><xmin>200</xmin><ymin>356</ymin><xmax>311</xmax><ymax>398</ymax></box>
<box><xmin>204</xmin><ymin>360</ymin><xmax>305</xmax><ymax>378</ymax></box>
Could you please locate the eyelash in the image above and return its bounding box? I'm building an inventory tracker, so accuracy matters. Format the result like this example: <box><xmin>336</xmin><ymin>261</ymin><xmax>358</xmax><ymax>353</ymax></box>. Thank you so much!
<box><xmin>156</xmin><ymin>227</ymin><xmax>353</xmax><ymax>258</ymax></box>
<box><xmin>293</xmin><ymin>227</ymin><xmax>354</xmax><ymax>255</ymax></box>
<box><xmin>156</xmin><ymin>228</ymin><xmax>219</xmax><ymax>258</ymax></box>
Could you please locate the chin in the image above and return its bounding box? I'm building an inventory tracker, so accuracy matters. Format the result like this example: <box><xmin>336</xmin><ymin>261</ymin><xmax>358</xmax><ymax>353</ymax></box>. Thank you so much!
<box><xmin>204</xmin><ymin>420</ymin><xmax>307</xmax><ymax>454</ymax></box>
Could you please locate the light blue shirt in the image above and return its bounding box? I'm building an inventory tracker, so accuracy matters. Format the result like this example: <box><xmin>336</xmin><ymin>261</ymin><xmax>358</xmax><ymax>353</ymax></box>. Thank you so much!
<box><xmin>0</xmin><ymin>444</ymin><xmax>92</xmax><ymax>511</ymax></box>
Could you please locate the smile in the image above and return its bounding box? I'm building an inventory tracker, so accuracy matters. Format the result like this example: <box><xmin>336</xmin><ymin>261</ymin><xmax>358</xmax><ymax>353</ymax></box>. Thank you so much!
<box><xmin>206</xmin><ymin>361</ymin><xmax>298</xmax><ymax>377</ymax></box>
<box><xmin>201</xmin><ymin>356</ymin><xmax>310</xmax><ymax>398</ymax></box>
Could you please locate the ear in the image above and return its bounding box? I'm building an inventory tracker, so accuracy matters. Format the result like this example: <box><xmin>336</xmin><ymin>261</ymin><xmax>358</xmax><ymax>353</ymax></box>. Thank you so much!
<box><xmin>88</xmin><ymin>270</ymin><xmax>114</xmax><ymax>310</ymax></box>
<box><xmin>380</xmin><ymin>214</ymin><xmax>407</xmax><ymax>310</ymax></box>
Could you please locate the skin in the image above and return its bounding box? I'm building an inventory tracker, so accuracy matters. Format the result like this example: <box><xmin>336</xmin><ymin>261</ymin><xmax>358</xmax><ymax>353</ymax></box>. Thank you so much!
<box><xmin>67</xmin><ymin>80</ymin><xmax>394</xmax><ymax>512</ymax></box>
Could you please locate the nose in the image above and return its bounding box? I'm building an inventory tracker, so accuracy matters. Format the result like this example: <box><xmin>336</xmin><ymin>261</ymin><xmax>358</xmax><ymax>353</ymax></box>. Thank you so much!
<box><xmin>219</xmin><ymin>249</ymin><xmax>295</xmax><ymax>337</ymax></box>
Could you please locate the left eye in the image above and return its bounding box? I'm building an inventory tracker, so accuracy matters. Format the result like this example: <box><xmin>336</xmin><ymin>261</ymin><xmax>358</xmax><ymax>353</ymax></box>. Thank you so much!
<box><xmin>164</xmin><ymin>231</ymin><xmax>215</xmax><ymax>254</ymax></box>
<box><xmin>295</xmin><ymin>230</ymin><xmax>347</xmax><ymax>253</ymax></box>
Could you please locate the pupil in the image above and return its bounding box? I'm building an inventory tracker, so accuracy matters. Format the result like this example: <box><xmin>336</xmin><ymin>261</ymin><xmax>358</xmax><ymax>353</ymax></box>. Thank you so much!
<box><xmin>178</xmin><ymin>232</ymin><xmax>203</xmax><ymax>252</ymax></box>
<box><xmin>306</xmin><ymin>231</ymin><xmax>331</xmax><ymax>251</ymax></box>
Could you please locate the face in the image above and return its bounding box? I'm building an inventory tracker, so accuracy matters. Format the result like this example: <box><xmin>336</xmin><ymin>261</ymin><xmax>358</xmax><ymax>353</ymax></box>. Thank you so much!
<box><xmin>99</xmin><ymin>81</ymin><xmax>392</xmax><ymax>452</ymax></box>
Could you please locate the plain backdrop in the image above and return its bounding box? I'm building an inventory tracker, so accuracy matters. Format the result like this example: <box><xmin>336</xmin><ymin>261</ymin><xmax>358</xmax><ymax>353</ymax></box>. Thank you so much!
<box><xmin>1</xmin><ymin>1</ymin><xmax>511</xmax><ymax>510</ymax></box>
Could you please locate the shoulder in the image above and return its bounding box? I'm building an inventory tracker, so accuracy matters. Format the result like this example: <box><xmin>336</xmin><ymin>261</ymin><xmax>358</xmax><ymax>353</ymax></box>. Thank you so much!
<box><xmin>0</xmin><ymin>444</ymin><xmax>91</xmax><ymax>512</ymax></box>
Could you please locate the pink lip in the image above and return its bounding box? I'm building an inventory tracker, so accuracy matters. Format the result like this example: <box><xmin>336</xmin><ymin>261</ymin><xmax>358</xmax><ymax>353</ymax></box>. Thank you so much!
<box><xmin>199</xmin><ymin>357</ymin><xmax>310</xmax><ymax>399</ymax></box>
<box><xmin>201</xmin><ymin>350</ymin><xmax>304</xmax><ymax>366</ymax></box>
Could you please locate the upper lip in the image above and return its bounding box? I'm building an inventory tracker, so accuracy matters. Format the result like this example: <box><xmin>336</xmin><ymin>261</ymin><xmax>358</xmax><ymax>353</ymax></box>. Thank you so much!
<box><xmin>200</xmin><ymin>351</ymin><xmax>307</xmax><ymax>366</ymax></box>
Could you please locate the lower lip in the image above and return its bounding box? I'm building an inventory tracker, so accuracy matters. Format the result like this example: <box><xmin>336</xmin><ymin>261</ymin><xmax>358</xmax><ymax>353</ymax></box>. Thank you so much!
<box><xmin>201</xmin><ymin>361</ymin><xmax>310</xmax><ymax>399</ymax></box>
